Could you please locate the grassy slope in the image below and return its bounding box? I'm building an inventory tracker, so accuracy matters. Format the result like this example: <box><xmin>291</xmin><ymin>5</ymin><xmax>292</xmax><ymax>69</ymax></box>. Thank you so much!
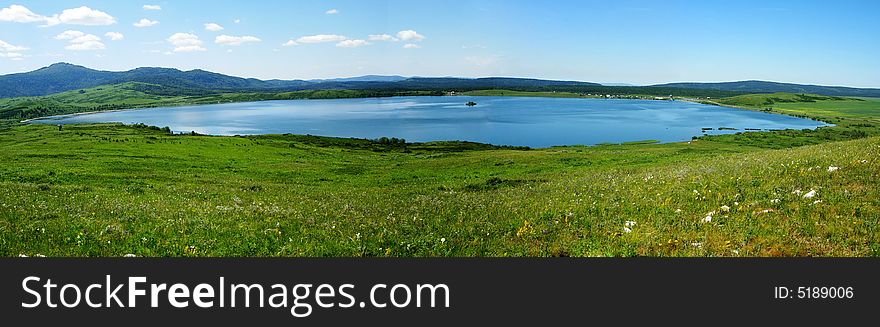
<box><xmin>1</xmin><ymin>93</ymin><xmax>879</xmax><ymax>257</ymax></box>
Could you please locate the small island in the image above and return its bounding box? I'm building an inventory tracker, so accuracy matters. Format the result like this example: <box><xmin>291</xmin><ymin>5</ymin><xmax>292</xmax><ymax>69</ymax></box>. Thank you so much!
<box><xmin>466</xmin><ymin>101</ymin><xmax>477</xmax><ymax>106</ymax></box>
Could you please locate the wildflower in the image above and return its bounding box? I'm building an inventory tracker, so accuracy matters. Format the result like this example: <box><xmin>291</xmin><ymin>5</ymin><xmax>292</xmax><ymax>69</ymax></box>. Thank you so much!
<box><xmin>701</xmin><ymin>211</ymin><xmax>715</xmax><ymax>223</ymax></box>
<box><xmin>770</xmin><ymin>198</ymin><xmax>780</xmax><ymax>204</ymax></box>
<box><xmin>623</xmin><ymin>227</ymin><xmax>632</xmax><ymax>233</ymax></box>
<box><xmin>691</xmin><ymin>242</ymin><xmax>703</xmax><ymax>249</ymax></box>
<box><xmin>793</xmin><ymin>189</ymin><xmax>803</xmax><ymax>196</ymax></box>
<box><xmin>720</xmin><ymin>205</ymin><xmax>730</xmax><ymax>212</ymax></box>
<box><xmin>440</xmin><ymin>238</ymin><xmax>446</xmax><ymax>243</ymax></box>
<box><xmin>756</xmin><ymin>208</ymin><xmax>775</xmax><ymax>215</ymax></box>
<box><xmin>812</xmin><ymin>200</ymin><xmax>822</xmax><ymax>205</ymax></box>
<box><xmin>827</xmin><ymin>166</ymin><xmax>839</xmax><ymax>172</ymax></box>
<box><xmin>124</xmin><ymin>254</ymin><xmax>137</xmax><ymax>257</ymax></box>
<box><xmin>34</xmin><ymin>254</ymin><xmax>46</xmax><ymax>257</ymax></box>
<box><xmin>19</xmin><ymin>254</ymin><xmax>28</xmax><ymax>257</ymax></box>
<box><xmin>803</xmin><ymin>189</ymin><xmax>817</xmax><ymax>199</ymax></box>
<box><xmin>675</xmin><ymin>209</ymin><xmax>682</xmax><ymax>213</ymax></box>
<box><xmin>624</xmin><ymin>220</ymin><xmax>636</xmax><ymax>228</ymax></box>
<box><xmin>860</xmin><ymin>160</ymin><xmax>868</xmax><ymax>164</ymax></box>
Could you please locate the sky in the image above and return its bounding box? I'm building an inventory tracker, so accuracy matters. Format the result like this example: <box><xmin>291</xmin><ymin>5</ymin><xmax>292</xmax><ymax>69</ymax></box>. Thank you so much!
<box><xmin>1</xmin><ymin>0</ymin><xmax>878</xmax><ymax>87</ymax></box>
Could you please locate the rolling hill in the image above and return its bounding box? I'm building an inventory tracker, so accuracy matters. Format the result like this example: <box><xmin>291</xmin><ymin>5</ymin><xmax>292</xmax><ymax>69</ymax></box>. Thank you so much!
<box><xmin>0</xmin><ymin>63</ymin><xmax>601</xmax><ymax>98</ymax></box>
<box><xmin>653</xmin><ymin>80</ymin><xmax>880</xmax><ymax>97</ymax></box>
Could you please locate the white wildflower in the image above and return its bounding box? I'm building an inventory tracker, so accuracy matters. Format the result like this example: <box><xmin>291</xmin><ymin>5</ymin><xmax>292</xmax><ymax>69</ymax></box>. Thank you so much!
<box><xmin>34</xmin><ymin>254</ymin><xmax>46</xmax><ymax>257</ymax></box>
<box><xmin>812</xmin><ymin>200</ymin><xmax>822</xmax><ymax>205</ymax></box>
<box><xmin>123</xmin><ymin>254</ymin><xmax>137</xmax><ymax>257</ymax></box>
<box><xmin>793</xmin><ymin>189</ymin><xmax>803</xmax><ymax>196</ymax></box>
<box><xmin>701</xmin><ymin>211</ymin><xmax>715</xmax><ymax>223</ymax></box>
<box><xmin>720</xmin><ymin>205</ymin><xmax>730</xmax><ymax>212</ymax></box>
<box><xmin>770</xmin><ymin>198</ymin><xmax>780</xmax><ymax>204</ymax></box>
<box><xmin>691</xmin><ymin>242</ymin><xmax>703</xmax><ymax>249</ymax></box>
<box><xmin>827</xmin><ymin>166</ymin><xmax>839</xmax><ymax>172</ymax></box>
<box><xmin>19</xmin><ymin>254</ymin><xmax>28</xmax><ymax>257</ymax></box>
<box><xmin>803</xmin><ymin>189</ymin><xmax>817</xmax><ymax>199</ymax></box>
<box><xmin>675</xmin><ymin>209</ymin><xmax>682</xmax><ymax>213</ymax></box>
<box><xmin>624</xmin><ymin>220</ymin><xmax>636</xmax><ymax>228</ymax></box>
<box><xmin>440</xmin><ymin>237</ymin><xmax>446</xmax><ymax>243</ymax></box>
<box><xmin>623</xmin><ymin>227</ymin><xmax>632</xmax><ymax>233</ymax></box>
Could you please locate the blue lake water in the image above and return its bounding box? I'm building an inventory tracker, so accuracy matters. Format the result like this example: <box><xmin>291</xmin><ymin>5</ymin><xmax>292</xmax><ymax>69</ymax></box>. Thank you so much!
<box><xmin>31</xmin><ymin>96</ymin><xmax>829</xmax><ymax>148</ymax></box>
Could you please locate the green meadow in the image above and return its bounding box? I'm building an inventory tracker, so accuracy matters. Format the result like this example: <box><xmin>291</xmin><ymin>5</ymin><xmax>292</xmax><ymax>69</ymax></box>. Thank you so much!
<box><xmin>0</xmin><ymin>93</ymin><xmax>878</xmax><ymax>256</ymax></box>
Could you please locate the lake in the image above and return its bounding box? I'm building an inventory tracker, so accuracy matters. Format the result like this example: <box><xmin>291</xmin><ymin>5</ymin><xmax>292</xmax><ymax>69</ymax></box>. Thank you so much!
<box><xmin>31</xmin><ymin>96</ymin><xmax>829</xmax><ymax>148</ymax></box>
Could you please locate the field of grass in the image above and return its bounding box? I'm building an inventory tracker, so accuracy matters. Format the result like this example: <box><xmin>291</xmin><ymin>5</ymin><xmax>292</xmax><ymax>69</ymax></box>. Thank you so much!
<box><xmin>1</xmin><ymin>92</ymin><xmax>878</xmax><ymax>257</ymax></box>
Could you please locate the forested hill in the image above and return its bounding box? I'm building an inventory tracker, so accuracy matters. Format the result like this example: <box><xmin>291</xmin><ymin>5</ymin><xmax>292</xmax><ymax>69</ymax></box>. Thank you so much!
<box><xmin>0</xmin><ymin>63</ymin><xmax>600</xmax><ymax>98</ymax></box>
<box><xmin>653</xmin><ymin>80</ymin><xmax>880</xmax><ymax>97</ymax></box>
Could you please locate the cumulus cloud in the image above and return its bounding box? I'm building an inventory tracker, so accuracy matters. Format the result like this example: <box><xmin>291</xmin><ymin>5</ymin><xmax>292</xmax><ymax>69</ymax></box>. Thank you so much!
<box><xmin>336</xmin><ymin>39</ymin><xmax>369</xmax><ymax>48</ymax></box>
<box><xmin>368</xmin><ymin>34</ymin><xmax>398</xmax><ymax>42</ymax></box>
<box><xmin>167</xmin><ymin>33</ymin><xmax>206</xmax><ymax>52</ymax></box>
<box><xmin>215</xmin><ymin>35</ymin><xmax>261</xmax><ymax>46</ymax></box>
<box><xmin>1</xmin><ymin>5</ymin><xmax>116</xmax><ymax>26</ymax></box>
<box><xmin>0</xmin><ymin>39</ymin><xmax>28</xmax><ymax>52</ymax></box>
<box><xmin>105</xmin><ymin>32</ymin><xmax>124</xmax><ymax>41</ymax></box>
<box><xmin>0</xmin><ymin>4</ymin><xmax>46</xmax><ymax>23</ymax></box>
<box><xmin>282</xmin><ymin>40</ymin><xmax>298</xmax><ymax>47</ymax></box>
<box><xmin>143</xmin><ymin>5</ymin><xmax>162</xmax><ymax>10</ymax></box>
<box><xmin>0</xmin><ymin>39</ymin><xmax>27</xmax><ymax>61</ymax></box>
<box><xmin>396</xmin><ymin>30</ymin><xmax>425</xmax><ymax>42</ymax></box>
<box><xmin>204</xmin><ymin>23</ymin><xmax>224</xmax><ymax>32</ymax></box>
<box><xmin>325</xmin><ymin>9</ymin><xmax>339</xmax><ymax>14</ymax></box>
<box><xmin>47</xmin><ymin>6</ymin><xmax>116</xmax><ymax>26</ymax></box>
<box><xmin>403</xmin><ymin>43</ymin><xmax>421</xmax><ymax>49</ymax></box>
<box><xmin>296</xmin><ymin>34</ymin><xmax>347</xmax><ymax>44</ymax></box>
<box><xmin>133</xmin><ymin>18</ymin><xmax>158</xmax><ymax>27</ymax></box>
<box><xmin>55</xmin><ymin>30</ymin><xmax>105</xmax><ymax>51</ymax></box>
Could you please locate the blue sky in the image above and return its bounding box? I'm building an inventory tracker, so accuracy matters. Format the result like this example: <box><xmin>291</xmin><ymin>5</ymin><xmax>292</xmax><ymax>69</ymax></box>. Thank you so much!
<box><xmin>1</xmin><ymin>0</ymin><xmax>878</xmax><ymax>87</ymax></box>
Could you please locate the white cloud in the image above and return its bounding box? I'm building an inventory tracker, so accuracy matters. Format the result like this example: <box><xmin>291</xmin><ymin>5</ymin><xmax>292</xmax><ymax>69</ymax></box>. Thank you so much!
<box><xmin>336</xmin><ymin>39</ymin><xmax>369</xmax><ymax>48</ymax></box>
<box><xmin>396</xmin><ymin>30</ymin><xmax>425</xmax><ymax>42</ymax></box>
<box><xmin>325</xmin><ymin>9</ymin><xmax>339</xmax><ymax>14</ymax></box>
<box><xmin>215</xmin><ymin>35</ymin><xmax>261</xmax><ymax>46</ymax></box>
<box><xmin>167</xmin><ymin>33</ymin><xmax>206</xmax><ymax>52</ymax></box>
<box><xmin>49</xmin><ymin>6</ymin><xmax>116</xmax><ymax>26</ymax></box>
<box><xmin>55</xmin><ymin>30</ymin><xmax>105</xmax><ymax>51</ymax></box>
<box><xmin>233</xmin><ymin>18</ymin><xmax>241</xmax><ymax>24</ymax></box>
<box><xmin>296</xmin><ymin>34</ymin><xmax>347</xmax><ymax>44</ymax></box>
<box><xmin>54</xmin><ymin>30</ymin><xmax>85</xmax><ymax>40</ymax></box>
<box><xmin>0</xmin><ymin>39</ymin><xmax>28</xmax><ymax>52</ymax></box>
<box><xmin>0</xmin><ymin>4</ymin><xmax>46</xmax><ymax>23</ymax></box>
<box><xmin>143</xmin><ymin>5</ymin><xmax>162</xmax><ymax>11</ymax></box>
<box><xmin>2</xmin><ymin>5</ymin><xmax>116</xmax><ymax>26</ymax></box>
<box><xmin>282</xmin><ymin>40</ymin><xmax>298</xmax><ymax>46</ymax></box>
<box><xmin>0</xmin><ymin>39</ymin><xmax>28</xmax><ymax>60</ymax></box>
<box><xmin>403</xmin><ymin>43</ymin><xmax>421</xmax><ymax>49</ymax></box>
<box><xmin>133</xmin><ymin>18</ymin><xmax>158</xmax><ymax>27</ymax></box>
<box><xmin>67</xmin><ymin>41</ymin><xmax>105</xmax><ymax>51</ymax></box>
<box><xmin>204</xmin><ymin>23</ymin><xmax>224</xmax><ymax>32</ymax></box>
<box><xmin>368</xmin><ymin>34</ymin><xmax>398</xmax><ymax>42</ymax></box>
<box><xmin>105</xmin><ymin>32</ymin><xmax>124</xmax><ymax>41</ymax></box>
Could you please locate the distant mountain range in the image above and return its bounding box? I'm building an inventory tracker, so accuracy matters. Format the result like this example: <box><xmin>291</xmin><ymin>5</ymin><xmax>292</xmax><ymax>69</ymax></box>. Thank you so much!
<box><xmin>0</xmin><ymin>63</ymin><xmax>600</xmax><ymax>98</ymax></box>
<box><xmin>652</xmin><ymin>80</ymin><xmax>880</xmax><ymax>98</ymax></box>
<box><xmin>1</xmin><ymin>63</ymin><xmax>878</xmax><ymax>99</ymax></box>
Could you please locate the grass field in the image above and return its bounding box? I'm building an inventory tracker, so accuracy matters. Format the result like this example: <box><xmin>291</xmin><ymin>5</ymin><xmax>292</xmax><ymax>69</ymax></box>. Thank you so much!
<box><xmin>1</xmin><ymin>93</ymin><xmax>878</xmax><ymax>257</ymax></box>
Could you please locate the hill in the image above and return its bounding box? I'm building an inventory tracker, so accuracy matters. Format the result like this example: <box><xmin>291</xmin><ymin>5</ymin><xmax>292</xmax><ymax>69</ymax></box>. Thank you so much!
<box><xmin>0</xmin><ymin>63</ymin><xmax>600</xmax><ymax>98</ymax></box>
<box><xmin>653</xmin><ymin>80</ymin><xmax>880</xmax><ymax>97</ymax></box>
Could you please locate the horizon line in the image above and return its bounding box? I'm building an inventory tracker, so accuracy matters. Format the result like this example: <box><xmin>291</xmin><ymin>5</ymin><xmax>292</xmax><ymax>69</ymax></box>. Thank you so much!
<box><xmin>6</xmin><ymin>62</ymin><xmax>880</xmax><ymax>90</ymax></box>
